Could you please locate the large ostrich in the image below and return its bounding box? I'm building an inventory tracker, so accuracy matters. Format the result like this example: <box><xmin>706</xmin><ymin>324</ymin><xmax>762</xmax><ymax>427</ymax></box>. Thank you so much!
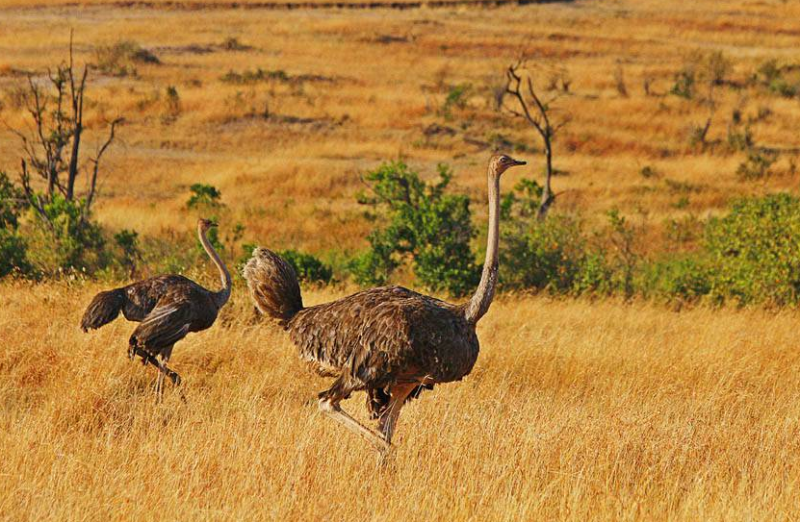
<box><xmin>81</xmin><ymin>218</ymin><xmax>232</xmax><ymax>399</ymax></box>
<box><xmin>243</xmin><ymin>154</ymin><xmax>525</xmax><ymax>451</ymax></box>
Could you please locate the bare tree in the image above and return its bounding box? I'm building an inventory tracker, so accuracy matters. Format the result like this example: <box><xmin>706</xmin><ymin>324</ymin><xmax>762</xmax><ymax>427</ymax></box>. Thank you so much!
<box><xmin>7</xmin><ymin>32</ymin><xmax>122</xmax><ymax>234</ymax></box>
<box><xmin>502</xmin><ymin>60</ymin><xmax>569</xmax><ymax>221</ymax></box>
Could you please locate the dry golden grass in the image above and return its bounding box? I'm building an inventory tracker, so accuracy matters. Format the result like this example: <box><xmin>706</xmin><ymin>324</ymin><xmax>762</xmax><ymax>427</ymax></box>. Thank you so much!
<box><xmin>1</xmin><ymin>279</ymin><xmax>799</xmax><ymax>520</ymax></box>
<box><xmin>2</xmin><ymin>3</ymin><xmax>800</xmax><ymax>518</ymax></box>
<box><xmin>1</xmin><ymin>0</ymin><xmax>799</xmax><ymax>255</ymax></box>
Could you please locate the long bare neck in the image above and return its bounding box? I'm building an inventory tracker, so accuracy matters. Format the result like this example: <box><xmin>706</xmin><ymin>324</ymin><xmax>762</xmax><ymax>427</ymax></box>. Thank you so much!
<box><xmin>464</xmin><ymin>165</ymin><xmax>501</xmax><ymax>324</ymax></box>
<box><xmin>199</xmin><ymin>226</ymin><xmax>232</xmax><ymax>308</ymax></box>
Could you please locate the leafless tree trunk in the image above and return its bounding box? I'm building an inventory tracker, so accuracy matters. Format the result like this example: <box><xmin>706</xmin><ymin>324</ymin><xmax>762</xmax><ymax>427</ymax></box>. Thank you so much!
<box><xmin>6</xmin><ymin>32</ymin><xmax>122</xmax><ymax>233</ymax></box>
<box><xmin>503</xmin><ymin>60</ymin><xmax>569</xmax><ymax>221</ymax></box>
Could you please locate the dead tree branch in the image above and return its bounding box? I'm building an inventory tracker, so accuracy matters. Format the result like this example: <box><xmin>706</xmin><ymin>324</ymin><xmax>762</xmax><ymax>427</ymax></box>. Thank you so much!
<box><xmin>503</xmin><ymin>59</ymin><xmax>570</xmax><ymax>221</ymax></box>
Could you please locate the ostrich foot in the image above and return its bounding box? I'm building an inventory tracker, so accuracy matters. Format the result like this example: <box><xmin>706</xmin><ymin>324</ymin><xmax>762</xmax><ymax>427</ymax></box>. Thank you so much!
<box><xmin>318</xmin><ymin>398</ymin><xmax>390</xmax><ymax>453</ymax></box>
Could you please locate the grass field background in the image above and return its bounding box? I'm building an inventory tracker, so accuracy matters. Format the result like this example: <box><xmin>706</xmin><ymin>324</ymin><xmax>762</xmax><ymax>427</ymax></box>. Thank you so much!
<box><xmin>2</xmin><ymin>0</ymin><xmax>800</xmax><ymax>519</ymax></box>
<box><xmin>2</xmin><ymin>281</ymin><xmax>800</xmax><ymax>521</ymax></box>
<box><xmin>2</xmin><ymin>0</ymin><xmax>799</xmax><ymax>254</ymax></box>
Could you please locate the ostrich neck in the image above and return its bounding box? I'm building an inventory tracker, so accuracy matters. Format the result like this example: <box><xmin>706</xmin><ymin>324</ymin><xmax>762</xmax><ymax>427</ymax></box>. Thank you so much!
<box><xmin>465</xmin><ymin>167</ymin><xmax>500</xmax><ymax>324</ymax></box>
<box><xmin>199</xmin><ymin>226</ymin><xmax>232</xmax><ymax>308</ymax></box>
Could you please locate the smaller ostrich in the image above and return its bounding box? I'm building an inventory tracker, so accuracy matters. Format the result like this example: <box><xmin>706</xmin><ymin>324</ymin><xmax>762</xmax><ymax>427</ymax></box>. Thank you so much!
<box><xmin>244</xmin><ymin>154</ymin><xmax>526</xmax><ymax>452</ymax></box>
<box><xmin>81</xmin><ymin>218</ymin><xmax>232</xmax><ymax>399</ymax></box>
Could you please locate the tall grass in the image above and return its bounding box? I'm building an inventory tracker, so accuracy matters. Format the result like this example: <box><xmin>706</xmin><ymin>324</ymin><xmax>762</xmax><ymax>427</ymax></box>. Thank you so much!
<box><xmin>1</xmin><ymin>281</ymin><xmax>798</xmax><ymax>520</ymax></box>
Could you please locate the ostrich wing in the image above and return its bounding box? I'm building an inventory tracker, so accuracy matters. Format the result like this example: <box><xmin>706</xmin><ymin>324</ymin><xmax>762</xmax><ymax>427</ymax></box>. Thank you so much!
<box><xmin>129</xmin><ymin>299</ymin><xmax>195</xmax><ymax>352</ymax></box>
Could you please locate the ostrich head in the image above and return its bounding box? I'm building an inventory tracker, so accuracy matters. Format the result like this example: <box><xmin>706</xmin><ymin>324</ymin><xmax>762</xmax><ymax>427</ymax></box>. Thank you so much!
<box><xmin>197</xmin><ymin>218</ymin><xmax>218</xmax><ymax>232</ymax></box>
<box><xmin>489</xmin><ymin>154</ymin><xmax>526</xmax><ymax>177</ymax></box>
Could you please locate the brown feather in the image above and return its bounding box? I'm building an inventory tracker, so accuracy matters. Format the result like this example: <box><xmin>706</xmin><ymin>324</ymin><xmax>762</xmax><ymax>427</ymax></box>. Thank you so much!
<box><xmin>81</xmin><ymin>275</ymin><xmax>226</xmax><ymax>359</ymax></box>
<box><xmin>244</xmin><ymin>248</ymin><xmax>480</xmax><ymax>410</ymax></box>
<box><xmin>242</xmin><ymin>247</ymin><xmax>303</xmax><ymax>324</ymax></box>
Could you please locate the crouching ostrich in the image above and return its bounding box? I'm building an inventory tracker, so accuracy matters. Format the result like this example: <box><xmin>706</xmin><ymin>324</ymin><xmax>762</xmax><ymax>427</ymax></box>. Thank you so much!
<box><xmin>243</xmin><ymin>154</ymin><xmax>525</xmax><ymax>451</ymax></box>
<box><xmin>81</xmin><ymin>218</ymin><xmax>232</xmax><ymax>400</ymax></box>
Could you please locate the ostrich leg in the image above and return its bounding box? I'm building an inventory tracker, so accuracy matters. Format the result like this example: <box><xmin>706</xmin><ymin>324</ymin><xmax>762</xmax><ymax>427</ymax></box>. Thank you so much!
<box><xmin>153</xmin><ymin>345</ymin><xmax>184</xmax><ymax>402</ymax></box>
<box><xmin>378</xmin><ymin>383</ymin><xmax>418</xmax><ymax>445</ymax></box>
<box><xmin>318</xmin><ymin>398</ymin><xmax>389</xmax><ymax>452</ymax></box>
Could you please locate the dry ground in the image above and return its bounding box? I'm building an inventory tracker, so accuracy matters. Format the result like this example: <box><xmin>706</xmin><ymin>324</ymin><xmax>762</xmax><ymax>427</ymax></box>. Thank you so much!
<box><xmin>1</xmin><ymin>0</ymin><xmax>799</xmax><ymax>255</ymax></box>
<box><xmin>1</xmin><ymin>280</ymin><xmax>799</xmax><ymax>520</ymax></box>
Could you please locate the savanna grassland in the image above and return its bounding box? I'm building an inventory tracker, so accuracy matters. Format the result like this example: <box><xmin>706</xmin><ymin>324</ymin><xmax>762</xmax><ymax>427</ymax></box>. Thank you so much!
<box><xmin>2</xmin><ymin>0</ymin><xmax>800</xmax><ymax>520</ymax></box>
<box><xmin>2</xmin><ymin>282</ymin><xmax>800</xmax><ymax>520</ymax></box>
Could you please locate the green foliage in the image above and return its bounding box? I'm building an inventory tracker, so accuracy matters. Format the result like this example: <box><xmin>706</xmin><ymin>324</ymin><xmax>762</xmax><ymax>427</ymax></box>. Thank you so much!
<box><xmin>220</xmin><ymin>68</ymin><xmax>289</xmax><ymax>85</ymax></box>
<box><xmin>670</xmin><ymin>50</ymin><xmax>731</xmax><ymax>100</ymax></box>
<box><xmin>441</xmin><ymin>83</ymin><xmax>472</xmax><ymax>120</ymax></box>
<box><xmin>640</xmin><ymin>255</ymin><xmax>711</xmax><ymax>302</ymax></box>
<box><xmin>351</xmin><ymin>161</ymin><xmax>477</xmax><ymax>296</ymax></box>
<box><xmin>0</xmin><ymin>171</ymin><xmax>29</xmax><ymax>277</ymax></box>
<box><xmin>187</xmin><ymin>184</ymin><xmax>223</xmax><ymax>209</ymax></box>
<box><xmin>670</xmin><ymin>69</ymin><xmax>696</xmax><ymax>99</ymax></box>
<box><xmin>0</xmin><ymin>229</ymin><xmax>29</xmax><ymax>277</ymax></box>
<box><xmin>278</xmin><ymin>249</ymin><xmax>333</xmax><ymax>285</ymax></box>
<box><xmin>705</xmin><ymin>193</ymin><xmax>800</xmax><ymax>306</ymax></box>
<box><xmin>26</xmin><ymin>194</ymin><xmax>105</xmax><ymax>273</ymax></box>
<box><xmin>113</xmin><ymin>229</ymin><xmax>141</xmax><ymax>276</ymax></box>
<box><xmin>501</xmin><ymin>215</ymin><xmax>588</xmax><ymax>293</ymax></box>
<box><xmin>0</xmin><ymin>171</ymin><xmax>25</xmax><ymax>230</ymax></box>
<box><xmin>237</xmin><ymin>243</ymin><xmax>332</xmax><ymax>285</ymax></box>
<box><xmin>727</xmin><ymin>123</ymin><xmax>753</xmax><ymax>152</ymax></box>
<box><xmin>755</xmin><ymin>59</ymin><xmax>800</xmax><ymax>98</ymax></box>
<box><xmin>605</xmin><ymin>208</ymin><xmax>641</xmax><ymax>299</ymax></box>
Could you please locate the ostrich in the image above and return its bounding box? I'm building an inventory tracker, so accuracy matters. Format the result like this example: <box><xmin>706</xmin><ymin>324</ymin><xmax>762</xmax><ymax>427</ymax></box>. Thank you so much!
<box><xmin>80</xmin><ymin>218</ymin><xmax>232</xmax><ymax>399</ymax></box>
<box><xmin>243</xmin><ymin>154</ymin><xmax>525</xmax><ymax>451</ymax></box>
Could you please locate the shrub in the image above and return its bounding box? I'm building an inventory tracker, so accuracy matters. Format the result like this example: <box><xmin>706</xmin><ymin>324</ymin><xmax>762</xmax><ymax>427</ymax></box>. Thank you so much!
<box><xmin>187</xmin><ymin>184</ymin><xmax>223</xmax><ymax>209</ymax></box>
<box><xmin>278</xmin><ymin>249</ymin><xmax>333</xmax><ymax>285</ymax></box>
<box><xmin>0</xmin><ymin>229</ymin><xmax>29</xmax><ymax>277</ymax></box>
<box><xmin>351</xmin><ymin>161</ymin><xmax>477</xmax><ymax>296</ymax></box>
<box><xmin>605</xmin><ymin>208</ymin><xmax>642</xmax><ymax>299</ymax></box>
<box><xmin>736</xmin><ymin>149</ymin><xmax>778</xmax><ymax>180</ymax></box>
<box><xmin>441</xmin><ymin>83</ymin><xmax>472</xmax><ymax>120</ymax></box>
<box><xmin>163</xmin><ymin>85</ymin><xmax>181</xmax><ymax>122</ymax></box>
<box><xmin>0</xmin><ymin>171</ymin><xmax>29</xmax><ymax>277</ymax></box>
<box><xmin>25</xmin><ymin>194</ymin><xmax>106</xmax><ymax>273</ymax></box>
<box><xmin>501</xmin><ymin>215</ymin><xmax>588</xmax><ymax>293</ymax></box>
<box><xmin>705</xmin><ymin>193</ymin><xmax>800</xmax><ymax>305</ymax></box>
<box><xmin>640</xmin><ymin>255</ymin><xmax>711</xmax><ymax>302</ymax></box>
<box><xmin>113</xmin><ymin>229</ymin><xmax>141</xmax><ymax>277</ymax></box>
<box><xmin>755</xmin><ymin>59</ymin><xmax>800</xmax><ymax>98</ymax></box>
<box><xmin>95</xmin><ymin>40</ymin><xmax>159</xmax><ymax>77</ymax></box>
<box><xmin>220</xmin><ymin>68</ymin><xmax>288</xmax><ymax>85</ymax></box>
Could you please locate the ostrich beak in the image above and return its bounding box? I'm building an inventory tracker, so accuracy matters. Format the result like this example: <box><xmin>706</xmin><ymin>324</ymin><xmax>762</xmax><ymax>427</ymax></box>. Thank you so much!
<box><xmin>209</xmin><ymin>221</ymin><xmax>218</xmax><ymax>227</ymax></box>
<box><xmin>510</xmin><ymin>158</ymin><xmax>527</xmax><ymax>166</ymax></box>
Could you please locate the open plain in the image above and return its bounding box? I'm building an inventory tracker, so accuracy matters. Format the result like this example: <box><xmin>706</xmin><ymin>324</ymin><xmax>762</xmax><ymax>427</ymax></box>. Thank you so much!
<box><xmin>1</xmin><ymin>0</ymin><xmax>800</xmax><ymax>520</ymax></box>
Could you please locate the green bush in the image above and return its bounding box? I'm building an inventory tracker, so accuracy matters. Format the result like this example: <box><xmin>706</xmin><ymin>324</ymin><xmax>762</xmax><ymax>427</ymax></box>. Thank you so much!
<box><xmin>278</xmin><ymin>249</ymin><xmax>333</xmax><ymax>285</ymax></box>
<box><xmin>187</xmin><ymin>184</ymin><xmax>223</xmax><ymax>209</ymax></box>
<box><xmin>501</xmin><ymin>214</ymin><xmax>587</xmax><ymax>293</ymax></box>
<box><xmin>25</xmin><ymin>194</ymin><xmax>106</xmax><ymax>273</ymax></box>
<box><xmin>0</xmin><ymin>173</ymin><xmax>29</xmax><ymax>276</ymax></box>
<box><xmin>350</xmin><ymin>161</ymin><xmax>478</xmax><ymax>296</ymax></box>
<box><xmin>238</xmin><ymin>243</ymin><xmax>332</xmax><ymax>285</ymax></box>
<box><xmin>0</xmin><ymin>229</ymin><xmax>29</xmax><ymax>277</ymax></box>
<box><xmin>640</xmin><ymin>255</ymin><xmax>711</xmax><ymax>302</ymax></box>
<box><xmin>705</xmin><ymin>193</ymin><xmax>800</xmax><ymax>305</ymax></box>
<box><xmin>441</xmin><ymin>83</ymin><xmax>472</xmax><ymax>120</ymax></box>
<box><xmin>113</xmin><ymin>229</ymin><xmax>141</xmax><ymax>277</ymax></box>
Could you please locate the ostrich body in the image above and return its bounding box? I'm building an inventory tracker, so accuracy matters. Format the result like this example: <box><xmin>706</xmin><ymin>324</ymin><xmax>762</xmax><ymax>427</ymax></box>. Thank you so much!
<box><xmin>243</xmin><ymin>154</ymin><xmax>525</xmax><ymax>451</ymax></box>
<box><xmin>81</xmin><ymin>219</ymin><xmax>232</xmax><ymax>398</ymax></box>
